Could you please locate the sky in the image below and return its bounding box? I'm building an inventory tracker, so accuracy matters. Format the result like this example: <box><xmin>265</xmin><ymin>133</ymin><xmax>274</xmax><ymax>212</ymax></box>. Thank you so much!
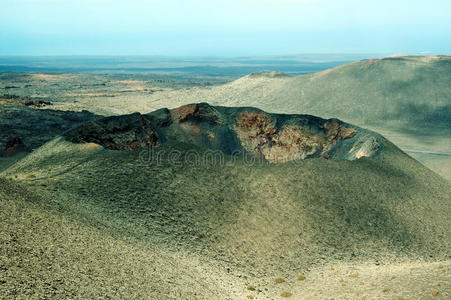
<box><xmin>1</xmin><ymin>0</ymin><xmax>451</xmax><ymax>56</ymax></box>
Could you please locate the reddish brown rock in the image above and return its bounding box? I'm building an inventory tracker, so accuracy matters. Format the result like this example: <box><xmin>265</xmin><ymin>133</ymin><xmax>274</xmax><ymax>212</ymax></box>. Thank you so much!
<box><xmin>171</xmin><ymin>103</ymin><xmax>198</xmax><ymax>122</ymax></box>
<box><xmin>3</xmin><ymin>136</ymin><xmax>27</xmax><ymax>157</ymax></box>
<box><xmin>235</xmin><ymin>112</ymin><xmax>360</xmax><ymax>162</ymax></box>
<box><xmin>171</xmin><ymin>103</ymin><xmax>223</xmax><ymax>124</ymax></box>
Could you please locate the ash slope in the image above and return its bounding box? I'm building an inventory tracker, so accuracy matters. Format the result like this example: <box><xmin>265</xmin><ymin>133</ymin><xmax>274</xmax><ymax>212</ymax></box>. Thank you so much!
<box><xmin>1</xmin><ymin>104</ymin><xmax>450</xmax><ymax>298</ymax></box>
<box><xmin>220</xmin><ymin>56</ymin><xmax>451</xmax><ymax>130</ymax></box>
<box><xmin>80</xmin><ymin>56</ymin><xmax>450</xmax><ymax>133</ymax></box>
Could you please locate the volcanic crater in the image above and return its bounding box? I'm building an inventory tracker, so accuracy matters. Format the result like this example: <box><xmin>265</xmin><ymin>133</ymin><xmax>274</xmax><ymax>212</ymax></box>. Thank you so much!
<box><xmin>64</xmin><ymin>103</ymin><xmax>382</xmax><ymax>162</ymax></box>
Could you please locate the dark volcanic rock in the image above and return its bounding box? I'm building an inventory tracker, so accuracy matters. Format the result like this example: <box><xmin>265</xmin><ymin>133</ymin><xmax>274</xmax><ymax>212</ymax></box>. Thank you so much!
<box><xmin>64</xmin><ymin>113</ymin><xmax>159</xmax><ymax>151</ymax></box>
<box><xmin>63</xmin><ymin>103</ymin><xmax>383</xmax><ymax>162</ymax></box>
<box><xmin>0</xmin><ymin>103</ymin><xmax>100</xmax><ymax>157</ymax></box>
<box><xmin>24</xmin><ymin>100</ymin><xmax>52</xmax><ymax>108</ymax></box>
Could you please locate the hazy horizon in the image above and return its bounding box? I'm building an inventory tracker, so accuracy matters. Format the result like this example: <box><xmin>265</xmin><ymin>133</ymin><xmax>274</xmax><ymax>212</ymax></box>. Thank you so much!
<box><xmin>2</xmin><ymin>0</ymin><xmax>451</xmax><ymax>56</ymax></box>
<box><xmin>0</xmin><ymin>53</ymin><xmax>447</xmax><ymax>58</ymax></box>
<box><xmin>0</xmin><ymin>54</ymin><xmax>373</xmax><ymax>76</ymax></box>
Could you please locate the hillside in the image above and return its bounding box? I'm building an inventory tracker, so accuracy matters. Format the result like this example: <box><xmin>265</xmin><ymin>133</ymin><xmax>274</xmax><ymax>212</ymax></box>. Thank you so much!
<box><xmin>215</xmin><ymin>56</ymin><xmax>451</xmax><ymax>129</ymax></box>
<box><xmin>48</xmin><ymin>55</ymin><xmax>450</xmax><ymax>181</ymax></box>
<box><xmin>1</xmin><ymin>104</ymin><xmax>450</xmax><ymax>298</ymax></box>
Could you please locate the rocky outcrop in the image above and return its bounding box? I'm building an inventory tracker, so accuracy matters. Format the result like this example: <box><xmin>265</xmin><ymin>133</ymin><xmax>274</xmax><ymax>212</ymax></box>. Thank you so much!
<box><xmin>234</xmin><ymin>111</ymin><xmax>358</xmax><ymax>162</ymax></box>
<box><xmin>63</xmin><ymin>103</ymin><xmax>383</xmax><ymax>162</ymax></box>
<box><xmin>64</xmin><ymin>113</ymin><xmax>159</xmax><ymax>151</ymax></box>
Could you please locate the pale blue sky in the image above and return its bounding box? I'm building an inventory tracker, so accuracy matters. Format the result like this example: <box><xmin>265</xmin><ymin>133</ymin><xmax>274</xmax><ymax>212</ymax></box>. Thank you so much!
<box><xmin>1</xmin><ymin>0</ymin><xmax>450</xmax><ymax>56</ymax></box>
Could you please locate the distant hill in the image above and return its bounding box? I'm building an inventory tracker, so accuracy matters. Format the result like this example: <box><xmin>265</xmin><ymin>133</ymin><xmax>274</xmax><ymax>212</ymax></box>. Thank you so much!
<box><xmin>237</xmin><ymin>56</ymin><xmax>451</xmax><ymax>129</ymax></box>
<box><xmin>120</xmin><ymin>56</ymin><xmax>450</xmax><ymax>131</ymax></box>
<box><xmin>2</xmin><ymin>104</ymin><xmax>450</xmax><ymax>298</ymax></box>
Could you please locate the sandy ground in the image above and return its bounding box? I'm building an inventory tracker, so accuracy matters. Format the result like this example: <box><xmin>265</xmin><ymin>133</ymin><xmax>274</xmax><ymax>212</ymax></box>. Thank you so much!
<box><xmin>251</xmin><ymin>261</ymin><xmax>451</xmax><ymax>299</ymax></box>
